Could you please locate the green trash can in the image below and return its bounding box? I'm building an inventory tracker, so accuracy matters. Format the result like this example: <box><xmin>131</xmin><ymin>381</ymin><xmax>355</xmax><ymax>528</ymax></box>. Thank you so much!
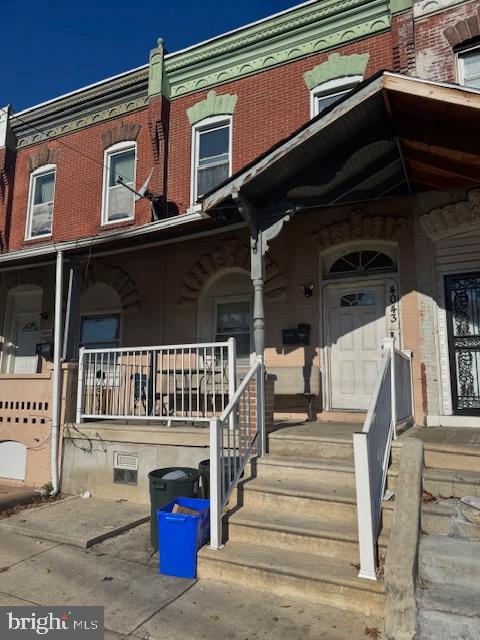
<box><xmin>199</xmin><ymin>458</ymin><xmax>242</xmax><ymax>498</ymax></box>
<box><xmin>148</xmin><ymin>467</ymin><xmax>201</xmax><ymax>548</ymax></box>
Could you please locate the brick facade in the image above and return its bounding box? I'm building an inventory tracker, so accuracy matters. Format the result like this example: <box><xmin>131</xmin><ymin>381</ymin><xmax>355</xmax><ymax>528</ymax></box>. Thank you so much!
<box><xmin>2</xmin><ymin>1</ymin><xmax>480</xmax><ymax>488</ymax></box>
<box><xmin>415</xmin><ymin>0</ymin><xmax>480</xmax><ymax>83</ymax></box>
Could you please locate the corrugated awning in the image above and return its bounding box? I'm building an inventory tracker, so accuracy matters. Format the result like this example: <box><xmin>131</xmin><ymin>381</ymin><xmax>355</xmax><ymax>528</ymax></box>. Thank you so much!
<box><xmin>201</xmin><ymin>71</ymin><xmax>480</xmax><ymax>217</ymax></box>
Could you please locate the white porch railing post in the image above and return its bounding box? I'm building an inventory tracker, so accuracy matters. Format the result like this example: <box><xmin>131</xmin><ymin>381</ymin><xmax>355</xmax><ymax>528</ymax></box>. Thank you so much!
<box><xmin>209</xmin><ymin>417</ymin><xmax>223</xmax><ymax>550</ymax></box>
<box><xmin>75</xmin><ymin>347</ymin><xmax>85</xmax><ymax>423</ymax></box>
<box><xmin>353</xmin><ymin>432</ymin><xmax>377</xmax><ymax>580</ymax></box>
<box><xmin>256</xmin><ymin>358</ymin><xmax>265</xmax><ymax>457</ymax></box>
<box><xmin>227</xmin><ymin>337</ymin><xmax>237</xmax><ymax>431</ymax></box>
<box><xmin>406</xmin><ymin>350</ymin><xmax>415</xmax><ymax>424</ymax></box>
<box><xmin>383</xmin><ymin>337</ymin><xmax>397</xmax><ymax>439</ymax></box>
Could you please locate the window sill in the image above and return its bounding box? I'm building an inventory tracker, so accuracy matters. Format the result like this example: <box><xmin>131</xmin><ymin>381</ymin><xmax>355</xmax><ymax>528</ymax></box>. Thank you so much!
<box><xmin>23</xmin><ymin>234</ymin><xmax>53</xmax><ymax>246</ymax></box>
<box><xmin>99</xmin><ymin>217</ymin><xmax>136</xmax><ymax>232</ymax></box>
<box><xmin>186</xmin><ymin>204</ymin><xmax>202</xmax><ymax>214</ymax></box>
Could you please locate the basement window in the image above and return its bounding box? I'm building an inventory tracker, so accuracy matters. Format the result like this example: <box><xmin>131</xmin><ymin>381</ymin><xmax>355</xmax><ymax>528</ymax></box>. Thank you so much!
<box><xmin>113</xmin><ymin>452</ymin><xmax>138</xmax><ymax>485</ymax></box>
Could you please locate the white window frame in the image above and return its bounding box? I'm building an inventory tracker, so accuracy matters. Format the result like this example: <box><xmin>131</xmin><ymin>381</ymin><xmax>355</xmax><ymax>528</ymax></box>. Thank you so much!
<box><xmin>25</xmin><ymin>163</ymin><xmax>56</xmax><ymax>240</ymax></box>
<box><xmin>191</xmin><ymin>115</ymin><xmax>232</xmax><ymax>206</ymax></box>
<box><xmin>456</xmin><ymin>42</ymin><xmax>480</xmax><ymax>87</ymax></box>
<box><xmin>310</xmin><ymin>75</ymin><xmax>363</xmax><ymax>118</ymax></box>
<box><xmin>214</xmin><ymin>294</ymin><xmax>252</xmax><ymax>363</ymax></box>
<box><xmin>102</xmin><ymin>140</ymin><xmax>137</xmax><ymax>226</ymax></box>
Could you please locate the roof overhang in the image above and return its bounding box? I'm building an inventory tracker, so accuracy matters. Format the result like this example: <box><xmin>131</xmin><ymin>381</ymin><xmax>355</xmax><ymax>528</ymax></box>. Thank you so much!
<box><xmin>201</xmin><ymin>72</ymin><xmax>480</xmax><ymax>217</ymax></box>
<box><xmin>0</xmin><ymin>212</ymin><xmax>224</xmax><ymax>270</ymax></box>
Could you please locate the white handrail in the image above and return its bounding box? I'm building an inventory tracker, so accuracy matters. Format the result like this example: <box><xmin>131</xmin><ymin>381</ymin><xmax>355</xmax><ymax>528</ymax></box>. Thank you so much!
<box><xmin>354</xmin><ymin>337</ymin><xmax>414</xmax><ymax>580</ymax></box>
<box><xmin>209</xmin><ymin>358</ymin><xmax>264</xmax><ymax>550</ymax></box>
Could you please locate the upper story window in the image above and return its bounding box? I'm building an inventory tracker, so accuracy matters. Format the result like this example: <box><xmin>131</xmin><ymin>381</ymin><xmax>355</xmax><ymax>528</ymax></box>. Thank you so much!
<box><xmin>26</xmin><ymin>164</ymin><xmax>56</xmax><ymax>239</ymax></box>
<box><xmin>102</xmin><ymin>141</ymin><xmax>136</xmax><ymax>224</ymax></box>
<box><xmin>310</xmin><ymin>76</ymin><xmax>363</xmax><ymax>118</ymax></box>
<box><xmin>192</xmin><ymin>116</ymin><xmax>232</xmax><ymax>204</ymax></box>
<box><xmin>457</xmin><ymin>44</ymin><xmax>480</xmax><ymax>89</ymax></box>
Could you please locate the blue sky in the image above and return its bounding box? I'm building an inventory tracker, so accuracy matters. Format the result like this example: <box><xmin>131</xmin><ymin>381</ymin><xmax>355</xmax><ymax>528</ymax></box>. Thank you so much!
<box><xmin>2</xmin><ymin>0</ymin><xmax>303</xmax><ymax>112</ymax></box>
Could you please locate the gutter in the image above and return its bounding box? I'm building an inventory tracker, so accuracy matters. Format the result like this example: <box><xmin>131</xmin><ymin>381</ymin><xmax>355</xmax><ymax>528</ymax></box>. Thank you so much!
<box><xmin>51</xmin><ymin>250</ymin><xmax>63</xmax><ymax>496</ymax></box>
<box><xmin>0</xmin><ymin>212</ymin><xmax>205</xmax><ymax>265</ymax></box>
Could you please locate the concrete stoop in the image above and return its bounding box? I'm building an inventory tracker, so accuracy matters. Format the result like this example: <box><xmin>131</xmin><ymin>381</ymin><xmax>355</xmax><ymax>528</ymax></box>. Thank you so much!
<box><xmin>197</xmin><ymin>422</ymin><xmax>388</xmax><ymax>616</ymax></box>
<box><xmin>416</xmin><ymin>536</ymin><xmax>480</xmax><ymax>640</ymax></box>
<box><xmin>412</xmin><ymin>429</ymin><xmax>480</xmax><ymax>640</ymax></box>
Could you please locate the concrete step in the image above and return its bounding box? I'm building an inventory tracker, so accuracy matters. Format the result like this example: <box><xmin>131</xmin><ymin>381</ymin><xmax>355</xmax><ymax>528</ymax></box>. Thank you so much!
<box><xmin>237</xmin><ymin>475</ymin><xmax>395</xmax><ymax>531</ymax></box>
<box><xmin>238</xmin><ymin>476</ymin><xmax>358</xmax><ymax>524</ymax></box>
<box><xmin>421</xmin><ymin>502</ymin><xmax>457</xmax><ymax>535</ymax></box>
<box><xmin>417</xmin><ymin>583</ymin><xmax>480</xmax><ymax>640</ymax></box>
<box><xmin>419</xmin><ymin>535</ymin><xmax>480</xmax><ymax>591</ymax></box>
<box><xmin>198</xmin><ymin>541</ymin><xmax>384</xmax><ymax>616</ymax></box>
<box><xmin>257</xmin><ymin>455</ymin><xmax>356</xmax><ymax>487</ymax></box>
<box><xmin>259</xmin><ymin>453</ymin><xmax>401</xmax><ymax>496</ymax></box>
<box><xmin>268</xmin><ymin>425</ymin><xmax>354</xmax><ymax>461</ymax></box>
<box><xmin>227</xmin><ymin>505</ymin><xmax>390</xmax><ymax>563</ymax></box>
<box><xmin>393</xmin><ymin>427</ymin><xmax>480</xmax><ymax>473</ymax></box>
<box><xmin>423</xmin><ymin>468</ymin><xmax>480</xmax><ymax>499</ymax></box>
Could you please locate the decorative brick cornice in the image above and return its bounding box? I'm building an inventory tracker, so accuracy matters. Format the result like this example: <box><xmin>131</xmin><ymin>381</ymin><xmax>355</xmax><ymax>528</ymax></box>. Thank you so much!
<box><xmin>1</xmin><ymin>268</ymin><xmax>48</xmax><ymax>290</ymax></box>
<box><xmin>177</xmin><ymin>237</ymin><xmax>286</xmax><ymax>306</ymax></box>
<box><xmin>165</xmin><ymin>0</ymin><xmax>390</xmax><ymax>98</ymax></box>
<box><xmin>84</xmin><ymin>262</ymin><xmax>140</xmax><ymax>313</ymax></box>
<box><xmin>101</xmin><ymin>122</ymin><xmax>141</xmax><ymax>149</ymax></box>
<box><xmin>11</xmin><ymin>68</ymin><xmax>148</xmax><ymax>149</ymax></box>
<box><xmin>314</xmin><ymin>211</ymin><xmax>406</xmax><ymax>249</ymax></box>
<box><xmin>27</xmin><ymin>145</ymin><xmax>59</xmax><ymax>172</ymax></box>
<box><xmin>187</xmin><ymin>90</ymin><xmax>238</xmax><ymax>125</ymax></box>
<box><xmin>303</xmin><ymin>52</ymin><xmax>369</xmax><ymax>90</ymax></box>
<box><xmin>419</xmin><ymin>190</ymin><xmax>480</xmax><ymax>241</ymax></box>
<box><xmin>443</xmin><ymin>7</ymin><xmax>480</xmax><ymax>47</ymax></box>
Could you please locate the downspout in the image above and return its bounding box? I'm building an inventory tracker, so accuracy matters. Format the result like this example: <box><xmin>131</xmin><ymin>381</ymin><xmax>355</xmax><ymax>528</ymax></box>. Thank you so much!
<box><xmin>50</xmin><ymin>250</ymin><xmax>64</xmax><ymax>496</ymax></box>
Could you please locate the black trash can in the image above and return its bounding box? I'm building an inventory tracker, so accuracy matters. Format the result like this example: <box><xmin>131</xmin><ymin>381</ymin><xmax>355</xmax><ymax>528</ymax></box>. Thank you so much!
<box><xmin>148</xmin><ymin>467</ymin><xmax>201</xmax><ymax>548</ymax></box>
<box><xmin>199</xmin><ymin>458</ymin><xmax>242</xmax><ymax>498</ymax></box>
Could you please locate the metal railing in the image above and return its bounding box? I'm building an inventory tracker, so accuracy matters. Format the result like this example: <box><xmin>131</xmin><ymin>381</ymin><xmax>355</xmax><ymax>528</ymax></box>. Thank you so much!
<box><xmin>76</xmin><ymin>339</ymin><xmax>237</xmax><ymax>423</ymax></box>
<box><xmin>353</xmin><ymin>338</ymin><xmax>414</xmax><ymax>580</ymax></box>
<box><xmin>209</xmin><ymin>357</ymin><xmax>265</xmax><ymax>550</ymax></box>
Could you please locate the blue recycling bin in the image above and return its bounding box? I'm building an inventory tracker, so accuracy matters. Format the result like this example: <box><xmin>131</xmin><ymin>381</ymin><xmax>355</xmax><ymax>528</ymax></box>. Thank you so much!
<box><xmin>157</xmin><ymin>497</ymin><xmax>210</xmax><ymax>579</ymax></box>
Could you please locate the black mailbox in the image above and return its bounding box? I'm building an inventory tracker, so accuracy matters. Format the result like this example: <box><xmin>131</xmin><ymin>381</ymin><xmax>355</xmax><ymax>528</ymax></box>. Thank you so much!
<box><xmin>36</xmin><ymin>342</ymin><xmax>54</xmax><ymax>359</ymax></box>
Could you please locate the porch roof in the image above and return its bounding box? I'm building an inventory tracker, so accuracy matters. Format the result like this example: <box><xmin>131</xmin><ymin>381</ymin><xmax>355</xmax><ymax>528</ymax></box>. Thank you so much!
<box><xmin>0</xmin><ymin>212</ymin><xmax>242</xmax><ymax>270</ymax></box>
<box><xmin>201</xmin><ymin>71</ymin><xmax>480</xmax><ymax>217</ymax></box>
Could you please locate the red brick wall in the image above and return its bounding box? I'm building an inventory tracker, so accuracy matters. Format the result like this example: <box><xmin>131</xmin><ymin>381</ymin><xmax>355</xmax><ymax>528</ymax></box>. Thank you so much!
<box><xmin>167</xmin><ymin>32</ymin><xmax>394</xmax><ymax>212</ymax></box>
<box><xmin>392</xmin><ymin>10</ymin><xmax>415</xmax><ymax>74</ymax></box>
<box><xmin>7</xmin><ymin>109</ymin><xmax>154</xmax><ymax>251</ymax></box>
<box><xmin>415</xmin><ymin>0</ymin><xmax>480</xmax><ymax>83</ymax></box>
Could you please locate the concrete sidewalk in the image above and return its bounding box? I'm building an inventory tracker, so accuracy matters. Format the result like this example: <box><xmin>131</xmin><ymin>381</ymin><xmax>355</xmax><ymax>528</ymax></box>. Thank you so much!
<box><xmin>0</xmin><ymin>495</ymin><xmax>149</xmax><ymax>547</ymax></box>
<box><xmin>0</xmin><ymin>522</ymin><xmax>382</xmax><ymax>639</ymax></box>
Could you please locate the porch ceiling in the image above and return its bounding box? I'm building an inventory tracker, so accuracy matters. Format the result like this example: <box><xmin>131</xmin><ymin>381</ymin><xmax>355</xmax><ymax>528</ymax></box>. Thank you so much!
<box><xmin>201</xmin><ymin>72</ymin><xmax>480</xmax><ymax>217</ymax></box>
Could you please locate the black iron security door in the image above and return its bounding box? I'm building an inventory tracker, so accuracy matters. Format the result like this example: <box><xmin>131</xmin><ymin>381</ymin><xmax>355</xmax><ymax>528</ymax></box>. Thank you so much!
<box><xmin>446</xmin><ymin>273</ymin><xmax>480</xmax><ymax>415</ymax></box>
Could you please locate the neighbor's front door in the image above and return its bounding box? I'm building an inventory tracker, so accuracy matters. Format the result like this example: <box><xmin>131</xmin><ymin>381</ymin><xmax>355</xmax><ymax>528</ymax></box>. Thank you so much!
<box><xmin>12</xmin><ymin>314</ymin><xmax>40</xmax><ymax>374</ymax></box>
<box><xmin>446</xmin><ymin>272</ymin><xmax>480</xmax><ymax>415</ymax></box>
<box><xmin>329</xmin><ymin>284</ymin><xmax>387</xmax><ymax>410</ymax></box>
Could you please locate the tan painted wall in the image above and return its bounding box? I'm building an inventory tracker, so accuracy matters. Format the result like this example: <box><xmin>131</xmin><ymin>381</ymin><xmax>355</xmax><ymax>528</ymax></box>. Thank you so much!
<box><xmin>0</xmin><ymin>363</ymin><xmax>77</xmax><ymax>487</ymax></box>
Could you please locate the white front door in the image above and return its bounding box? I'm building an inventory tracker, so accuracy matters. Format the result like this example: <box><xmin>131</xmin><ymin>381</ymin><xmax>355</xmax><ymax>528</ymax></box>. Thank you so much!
<box><xmin>329</xmin><ymin>284</ymin><xmax>387</xmax><ymax>410</ymax></box>
<box><xmin>13</xmin><ymin>314</ymin><xmax>39</xmax><ymax>373</ymax></box>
